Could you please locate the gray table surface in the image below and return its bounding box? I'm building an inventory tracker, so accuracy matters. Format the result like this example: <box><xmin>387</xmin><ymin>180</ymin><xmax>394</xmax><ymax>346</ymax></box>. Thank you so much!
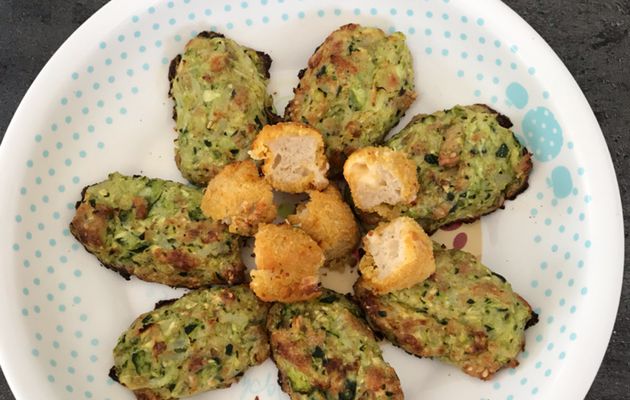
<box><xmin>0</xmin><ymin>1</ymin><xmax>627</xmax><ymax>399</ymax></box>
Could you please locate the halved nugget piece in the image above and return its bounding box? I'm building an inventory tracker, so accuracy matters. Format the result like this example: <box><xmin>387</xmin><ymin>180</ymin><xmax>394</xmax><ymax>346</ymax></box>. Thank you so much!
<box><xmin>70</xmin><ymin>173</ymin><xmax>243</xmax><ymax>287</ymax></box>
<box><xmin>386</xmin><ymin>104</ymin><xmax>533</xmax><ymax>233</ymax></box>
<box><xmin>344</xmin><ymin>146</ymin><xmax>419</xmax><ymax>217</ymax></box>
<box><xmin>249</xmin><ymin>122</ymin><xmax>329</xmax><ymax>193</ymax></box>
<box><xmin>285</xmin><ymin>24</ymin><xmax>416</xmax><ymax>172</ymax></box>
<box><xmin>250</xmin><ymin>224</ymin><xmax>324</xmax><ymax>302</ymax></box>
<box><xmin>359</xmin><ymin>216</ymin><xmax>435</xmax><ymax>294</ymax></box>
<box><xmin>354</xmin><ymin>244</ymin><xmax>538</xmax><ymax>380</ymax></box>
<box><xmin>267</xmin><ymin>290</ymin><xmax>403</xmax><ymax>400</ymax></box>
<box><xmin>169</xmin><ymin>31</ymin><xmax>277</xmax><ymax>186</ymax></box>
<box><xmin>287</xmin><ymin>185</ymin><xmax>359</xmax><ymax>266</ymax></box>
<box><xmin>201</xmin><ymin>160</ymin><xmax>276</xmax><ymax>236</ymax></box>
<box><xmin>110</xmin><ymin>286</ymin><xmax>270</xmax><ymax>399</ymax></box>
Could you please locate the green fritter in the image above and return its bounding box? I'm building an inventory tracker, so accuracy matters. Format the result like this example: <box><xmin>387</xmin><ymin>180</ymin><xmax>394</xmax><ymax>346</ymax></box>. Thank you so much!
<box><xmin>385</xmin><ymin>104</ymin><xmax>532</xmax><ymax>234</ymax></box>
<box><xmin>285</xmin><ymin>23</ymin><xmax>416</xmax><ymax>173</ymax></box>
<box><xmin>354</xmin><ymin>244</ymin><xmax>538</xmax><ymax>380</ymax></box>
<box><xmin>267</xmin><ymin>290</ymin><xmax>403</xmax><ymax>400</ymax></box>
<box><xmin>110</xmin><ymin>286</ymin><xmax>270</xmax><ymax>399</ymax></box>
<box><xmin>169</xmin><ymin>31</ymin><xmax>277</xmax><ymax>186</ymax></box>
<box><xmin>70</xmin><ymin>173</ymin><xmax>244</xmax><ymax>288</ymax></box>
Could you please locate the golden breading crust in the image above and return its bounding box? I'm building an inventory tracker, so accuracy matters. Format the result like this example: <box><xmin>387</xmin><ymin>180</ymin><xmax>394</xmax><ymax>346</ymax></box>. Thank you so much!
<box><xmin>201</xmin><ymin>161</ymin><xmax>276</xmax><ymax>236</ymax></box>
<box><xmin>249</xmin><ymin>122</ymin><xmax>329</xmax><ymax>193</ymax></box>
<box><xmin>251</xmin><ymin>223</ymin><xmax>325</xmax><ymax>302</ymax></box>
<box><xmin>343</xmin><ymin>146</ymin><xmax>419</xmax><ymax>216</ymax></box>
<box><xmin>288</xmin><ymin>185</ymin><xmax>360</xmax><ymax>264</ymax></box>
<box><xmin>359</xmin><ymin>216</ymin><xmax>435</xmax><ymax>294</ymax></box>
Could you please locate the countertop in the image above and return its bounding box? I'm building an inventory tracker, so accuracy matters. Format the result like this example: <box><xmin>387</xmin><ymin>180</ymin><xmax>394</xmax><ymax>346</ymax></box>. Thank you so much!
<box><xmin>0</xmin><ymin>1</ymin><xmax>627</xmax><ymax>399</ymax></box>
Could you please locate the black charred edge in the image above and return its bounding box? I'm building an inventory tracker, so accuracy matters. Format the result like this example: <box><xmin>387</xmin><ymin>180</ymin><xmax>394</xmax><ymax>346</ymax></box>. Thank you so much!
<box><xmin>256</xmin><ymin>50</ymin><xmax>273</xmax><ymax>79</ymax></box>
<box><xmin>265</xmin><ymin>326</ymin><xmax>293</xmax><ymax>399</ymax></box>
<box><xmin>154</xmin><ymin>298</ymin><xmax>178</xmax><ymax>310</ymax></box>
<box><xmin>76</xmin><ymin>184</ymin><xmax>92</xmax><ymax>209</ymax></box>
<box><xmin>168</xmin><ymin>54</ymin><xmax>182</xmax><ymax>121</ymax></box>
<box><xmin>108</xmin><ymin>366</ymin><xmax>120</xmax><ymax>383</ymax></box>
<box><xmin>312</xmin><ymin>43</ymin><xmax>323</xmax><ymax>57</ymax></box>
<box><xmin>495</xmin><ymin>113</ymin><xmax>513</xmax><ymax>129</ymax></box>
<box><xmin>297</xmin><ymin>68</ymin><xmax>306</xmax><ymax>79</ymax></box>
<box><xmin>168</xmin><ymin>54</ymin><xmax>181</xmax><ymax>84</ymax></box>
<box><xmin>351</xmin><ymin>285</ymin><xmax>388</xmax><ymax>343</ymax></box>
<box><xmin>525</xmin><ymin>311</ymin><xmax>539</xmax><ymax>329</ymax></box>
<box><xmin>197</xmin><ymin>31</ymin><xmax>226</xmax><ymax>40</ymax></box>
<box><xmin>491</xmin><ymin>272</ymin><xmax>507</xmax><ymax>283</ymax></box>
<box><xmin>473</xmin><ymin>103</ymin><xmax>514</xmax><ymax>129</ymax></box>
<box><xmin>104</xmin><ymin>263</ymin><xmax>132</xmax><ymax>280</ymax></box>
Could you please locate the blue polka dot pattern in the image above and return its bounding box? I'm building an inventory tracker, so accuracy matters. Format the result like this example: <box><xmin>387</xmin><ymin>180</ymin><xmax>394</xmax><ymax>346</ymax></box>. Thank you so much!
<box><xmin>4</xmin><ymin>1</ymin><xmax>600</xmax><ymax>399</ymax></box>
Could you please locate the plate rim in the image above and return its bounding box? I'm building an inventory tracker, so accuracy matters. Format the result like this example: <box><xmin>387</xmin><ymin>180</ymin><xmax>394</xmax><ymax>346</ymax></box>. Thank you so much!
<box><xmin>0</xmin><ymin>0</ymin><xmax>623</xmax><ymax>399</ymax></box>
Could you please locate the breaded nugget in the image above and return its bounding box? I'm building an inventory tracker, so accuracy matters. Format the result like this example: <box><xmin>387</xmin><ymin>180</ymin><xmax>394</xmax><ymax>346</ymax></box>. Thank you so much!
<box><xmin>344</xmin><ymin>146</ymin><xmax>419</xmax><ymax>217</ymax></box>
<box><xmin>267</xmin><ymin>290</ymin><xmax>403</xmax><ymax>400</ymax></box>
<box><xmin>110</xmin><ymin>286</ymin><xmax>270</xmax><ymax>399</ymax></box>
<box><xmin>169</xmin><ymin>31</ymin><xmax>277</xmax><ymax>186</ymax></box>
<box><xmin>201</xmin><ymin>160</ymin><xmax>276</xmax><ymax>236</ymax></box>
<box><xmin>249</xmin><ymin>122</ymin><xmax>329</xmax><ymax>193</ymax></box>
<box><xmin>358</xmin><ymin>217</ymin><xmax>435</xmax><ymax>294</ymax></box>
<box><xmin>354</xmin><ymin>244</ymin><xmax>538</xmax><ymax>380</ymax></box>
<box><xmin>386</xmin><ymin>104</ymin><xmax>533</xmax><ymax>233</ymax></box>
<box><xmin>70</xmin><ymin>173</ymin><xmax>244</xmax><ymax>288</ymax></box>
<box><xmin>287</xmin><ymin>185</ymin><xmax>359</xmax><ymax>263</ymax></box>
<box><xmin>250</xmin><ymin>224</ymin><xmax>324</xmax><ymax>302</ymax></box>
<box><xmin>285</xmin><ymin>24</ymin><xmax>416</xmax><ymax>173</ymax></box>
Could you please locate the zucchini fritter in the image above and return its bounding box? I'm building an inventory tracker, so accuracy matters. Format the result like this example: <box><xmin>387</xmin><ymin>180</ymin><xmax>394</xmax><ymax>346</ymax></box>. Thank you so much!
<box><xmin>354</xmin><ymin>245</ymin><xmax>538</xmax><ymax>380</ymax></box>
<box><xmin>285</xmin><ymin>24</ymin><xmax>416</xmax><ymax>173</ymax></box>
<box><xmin>386</xmin><ymin>104</ymin><xmax>532</xmax><ymax>233</ymax></box>
<box><xmin>70</xmin><ymin>173</ymin><xmax>244</xmax><ymax>287</ymax></box>
<box><xmin>169</xmin><ymin>31</ymin><xmax>276</xmax><ymax>186</ymax></box>
<box><xmin>267</xmin><ymin>290</ymin><xmax>403</xmax><ymax>399</ymax></box>
<box><xmin>110</xmin><ymin>286</ymin><xmax>270</xmax><ymax>399</ymax></box>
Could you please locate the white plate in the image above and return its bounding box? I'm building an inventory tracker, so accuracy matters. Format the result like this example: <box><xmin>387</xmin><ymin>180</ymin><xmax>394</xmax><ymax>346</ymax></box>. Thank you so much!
<box><xmin>0</xmin><ymin>1</ymin><xmax>623</xmax><ymax>399</ymax></box>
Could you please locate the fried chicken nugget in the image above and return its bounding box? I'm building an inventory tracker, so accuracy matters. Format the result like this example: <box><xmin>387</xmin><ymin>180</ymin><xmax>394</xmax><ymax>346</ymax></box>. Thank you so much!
<box><xmin>251</xmin><ymin>224</ymin><xmax>324</xmax><ymax>302</ymax></box>
<box><xmin>201</xmin><ymin>161</ymin><xmax>276</xmax><ymax>236</ymax></box>
<box><xmin>288</xmin><ymin>185</ymin><xmax>359</xmax><ymax>266</ymax></box>
<box><xmin>249</xmin><ymin>122</ymin><xmax>329</xmax><ymax>193</ymax></box>
<box><xmin>359</xmin><ymin>216</ymin><xmax>435</xmax><ymax>294</ymax></box>
<box><xmin>343</xmin><ymin>146</ymin><xmax>419</xmax><ymax>217</ymax></box>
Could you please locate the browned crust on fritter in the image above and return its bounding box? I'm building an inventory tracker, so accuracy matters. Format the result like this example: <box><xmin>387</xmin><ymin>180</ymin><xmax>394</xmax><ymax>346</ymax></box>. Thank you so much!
<box><xmin>353</xmin><ymin>278</ymin><xmax>539</xmax><ymax>380</ymax></box>
<box><xmin>356</xmin><ymin>105</ymin><xmax>533</xmax><ymax>235</ymax></box>
<box><xmin>267</xmin><ymin>292</ymin><xmax>403</xmax><ymax>399</ymax></box>
<box><xmin>433</xmin><ymin>105</ymin><xmax>533</xmax><ymax>233</ymax></box>
<box><xmin>284</xmin><ymin>23</ymin><xmax>415</xmax><ymax>174</ymax></box>
<box><xmin>255</xmin><ymin>50</ymin><xmax>273</xmax><ymax>80</ymax></box>
<box><xmin>284</xmin><ymin>23</ymin><xmax>358</xmax><ymax>120</ymax></box>
<box><xmin>167</xmin><ymin>30</ymin><xmax>277</xmax><ymax>127</ymax></box>
<box><xmin>133</xmin><ymin>389</ymin><xmax>171</xmax><ymax>400</ymax></box>
<box><xmin>69</xmin><ymin>182</ymin><xmax>245</xmax><ymax>287</ymax></box>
